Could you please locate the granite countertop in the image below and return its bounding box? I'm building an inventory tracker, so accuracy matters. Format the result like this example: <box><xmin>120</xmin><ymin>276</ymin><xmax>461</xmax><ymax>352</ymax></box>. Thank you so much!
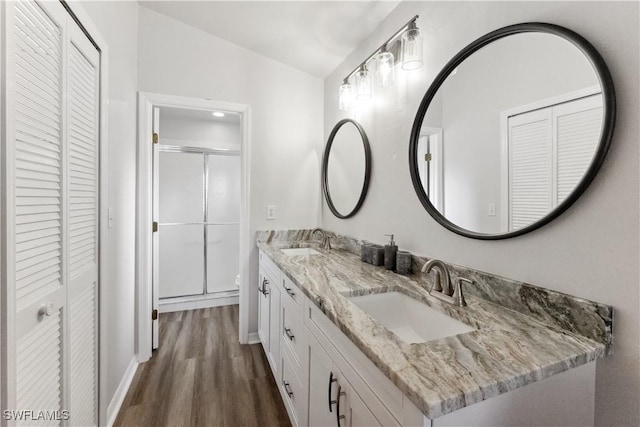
<box><xmin>257</xmin><ymin>240</ymin><xmax>607</xmax><ymax>420</ymax></box>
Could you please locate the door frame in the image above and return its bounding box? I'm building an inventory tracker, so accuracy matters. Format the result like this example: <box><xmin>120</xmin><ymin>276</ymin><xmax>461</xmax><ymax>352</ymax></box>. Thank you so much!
<box><xmin>136</xmin><ymin>92</ymin><xmax>251</xmax><ymax>362</ymax></box>
<box><xmin>0</xmin><ymin>1</ymin><xmax>110</xmax><ymax>425</ymax></box>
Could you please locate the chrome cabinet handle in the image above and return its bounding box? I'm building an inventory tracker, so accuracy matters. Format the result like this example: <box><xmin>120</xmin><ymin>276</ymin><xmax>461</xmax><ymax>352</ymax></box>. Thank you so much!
<box><xmin>284</xmin><ymin>286</ymin><xmax>295</xmax><ymax>298</ymax></box>
<box><xmin>283</xmin><ymin>380</ymin><xmax>294</xmax><ymax>398</ymax></box>
<box><xmin>328</xmin><ymin>371</ymin><xmax>337</xmax><ymax>412</ymax></box>
<box><xmin>336</xmin><ymin>385</ymin><xmax>345</xmax><ymax>426</ymax></box>
<box><xmin>284</xmin><ymin>327</ymin><xmax>295</xmax><ymax>341</ymax></box>
<box><xmin>259</xmin><ymin>278</ymin><xmax>270</xmax><ymax>295</ymax></box>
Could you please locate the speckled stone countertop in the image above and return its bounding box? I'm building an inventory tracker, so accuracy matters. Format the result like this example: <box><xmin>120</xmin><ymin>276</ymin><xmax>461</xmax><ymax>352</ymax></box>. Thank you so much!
<box><xmin>257</xmin><ymin>239</ymin><xmax>608</xmax><ymax>420</ymax></box>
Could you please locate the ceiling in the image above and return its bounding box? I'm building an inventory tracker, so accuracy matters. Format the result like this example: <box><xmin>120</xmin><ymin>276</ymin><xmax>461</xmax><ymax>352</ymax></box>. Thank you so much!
<box><xmin>139</xmin><ymin>1</ymin><xmax>401</xmax><ymax>78</ymax></box>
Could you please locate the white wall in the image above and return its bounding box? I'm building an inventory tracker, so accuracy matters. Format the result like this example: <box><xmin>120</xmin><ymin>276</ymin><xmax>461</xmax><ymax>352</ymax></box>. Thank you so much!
<box><xmin>324</xmin><ymin>2</ymin><xmax>639</xmax><ymax>425</ymax></box>
<box><xmin>78</xmin><ymin>0</ymin><xmax>139</xmax><ymax>421</ymax></box>
<box><xmin>138</xmin><ymin>7</ymin><xmax>324</xmax><ymax>333</ymax></box>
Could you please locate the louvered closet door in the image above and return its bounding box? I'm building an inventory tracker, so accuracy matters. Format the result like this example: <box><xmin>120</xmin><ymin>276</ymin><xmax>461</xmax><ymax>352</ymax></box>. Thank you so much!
<box><xmin>507</xmin><ymin>108</ymin><xmax>553</xmax><ymax>231</ymax></box>
<box><xmin>4</xmin><ymin>1</ymin><xmax>100</xmax><ymax>425</ymax></box>
<box><xmin>66</xmin><ymin>17</ymin><xmax>99</xmax><ymax>427</ymax></box>
<box><xmin>554</xmin><ymin>94</ymin><xmax>603</xmax><ymax>204</ymax></box>
<box><xmin>9</xmin><ymin>1</ymin><xmax>68</xmax><ymax>423</ymax></box>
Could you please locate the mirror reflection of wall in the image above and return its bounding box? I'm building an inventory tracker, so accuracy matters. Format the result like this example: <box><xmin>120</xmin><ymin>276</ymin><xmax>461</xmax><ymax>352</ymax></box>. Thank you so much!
<box><xmin>419</xmin><ymin>32</ymin><xmax>602</xmax><ymax>234</ymax></box>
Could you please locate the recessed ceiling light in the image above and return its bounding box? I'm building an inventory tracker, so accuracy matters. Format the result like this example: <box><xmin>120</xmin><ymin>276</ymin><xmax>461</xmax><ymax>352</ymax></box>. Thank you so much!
<box><xmin>212</xmin><ymin>112</ymin><xmax>225</xmax><ymax>117</ymax></box>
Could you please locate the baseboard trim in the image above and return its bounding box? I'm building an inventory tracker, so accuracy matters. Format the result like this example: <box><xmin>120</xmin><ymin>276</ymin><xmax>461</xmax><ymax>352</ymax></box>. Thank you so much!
<box><xmin>159</xmin><ymin>294</ymin><xmax>239</xmax><ymax>313</ymax></box>
<box><xmin>106</xmin><ymin>356</ymin><xmax>138</xmax><ymax>427</ymax></box>
<box><xmin>247</xmin><ymin>332</ymin><xmax>260</xmax><ymax>344</ymax></box>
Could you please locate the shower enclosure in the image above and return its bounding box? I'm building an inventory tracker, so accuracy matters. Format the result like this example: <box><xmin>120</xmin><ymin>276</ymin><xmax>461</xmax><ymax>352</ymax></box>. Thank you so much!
<box><xmin>155</xmin><ymin>145</ymin><xmax>241</xmax><ymax>302</ymax></box>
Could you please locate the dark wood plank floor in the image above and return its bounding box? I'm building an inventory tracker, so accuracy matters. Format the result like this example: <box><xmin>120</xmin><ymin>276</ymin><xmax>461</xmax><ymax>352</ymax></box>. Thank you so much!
<box><xmin>114</xmin><ymin>305</ymin><xmax>291</xmax><ymax>427</ymax></box>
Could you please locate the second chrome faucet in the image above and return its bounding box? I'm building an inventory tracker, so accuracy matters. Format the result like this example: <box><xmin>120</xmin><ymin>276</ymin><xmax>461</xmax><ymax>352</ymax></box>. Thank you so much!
<box><xmin>421</xmin><ymin>259</ymin><xmax>469</xmax><ymax>307</ymax></box>
<box><xmin>312</xmin><ymin>228</ymin><xmax>332</xmax><ymax>250</ymax></box>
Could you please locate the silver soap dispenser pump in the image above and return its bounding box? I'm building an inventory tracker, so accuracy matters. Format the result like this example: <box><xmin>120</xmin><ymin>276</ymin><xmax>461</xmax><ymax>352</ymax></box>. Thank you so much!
<box><xmin>384</xmin><ymin>234</ymin><xmax>398</xmax><ymax>271</ymax></box>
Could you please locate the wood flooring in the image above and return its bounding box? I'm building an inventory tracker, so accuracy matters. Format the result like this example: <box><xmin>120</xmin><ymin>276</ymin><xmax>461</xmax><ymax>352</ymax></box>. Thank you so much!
<box><xmin>114</xmin><ymin>305</ymin><xmax>291</xmax><ymax>427</ymax></box>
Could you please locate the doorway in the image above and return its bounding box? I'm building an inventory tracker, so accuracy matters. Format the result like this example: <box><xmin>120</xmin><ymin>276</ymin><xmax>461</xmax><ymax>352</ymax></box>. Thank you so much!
<box><xmin>137</xmin><ymin>94</ymin><xmax>251</xmax><ymax>361</ymax></box>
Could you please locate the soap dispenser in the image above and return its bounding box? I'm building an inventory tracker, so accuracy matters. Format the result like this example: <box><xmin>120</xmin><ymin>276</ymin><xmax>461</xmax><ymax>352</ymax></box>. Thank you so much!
<box><xmin>384</xmin><ymin>234</ymin><xmax>398</xmax><ymax>271</ymax></box>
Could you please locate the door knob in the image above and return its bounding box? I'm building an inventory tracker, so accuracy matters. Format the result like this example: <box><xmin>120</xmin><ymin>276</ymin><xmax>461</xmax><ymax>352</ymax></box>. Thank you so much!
<box><xmin>38</xmin><ymin>302</ymin><xmax>54</xmax><ymax>317</ymax></box>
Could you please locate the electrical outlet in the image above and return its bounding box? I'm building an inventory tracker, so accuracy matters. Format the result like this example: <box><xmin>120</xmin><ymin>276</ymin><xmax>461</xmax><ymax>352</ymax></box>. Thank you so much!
<box><xmin>488</xmin><ymin>203</ymin><xmax>496</xmax><ymax>216</ymax></box>
<box><xmin>266</xmin><ymin>205</ymin><xmax>276</xmax><ymax>220</ymax></box>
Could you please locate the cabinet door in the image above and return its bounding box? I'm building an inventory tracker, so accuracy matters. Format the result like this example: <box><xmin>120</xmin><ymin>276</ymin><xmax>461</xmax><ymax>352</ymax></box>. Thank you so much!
<box><xmin>350</xmin><ymin>389</ymin><xmax>382</xmax><ymax>427</ymax></box>
<box><xmin>258</xmin><ymin>269</ymin><xmax>270</xmax><ymax>352</ymax></box>
<box><xmin>268</xmin><ymin>280</ymin><xmax>281</xmax><ymax>374</ymax></box>
<box><xmin>309</xmin><ymin>334</ymin><xmax>343</xmax><ymax>427</ymax></box>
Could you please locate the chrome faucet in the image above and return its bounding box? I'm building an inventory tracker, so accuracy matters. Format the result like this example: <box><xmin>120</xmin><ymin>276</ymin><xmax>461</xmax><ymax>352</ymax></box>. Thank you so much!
<box><xmin>421</xmin><ymin>259</ymin><xmax>468</xmax><ymax>307</ymax></box>
<box><xmin>312</xmin><ymin>228</ymin><xmax>331</xmax><ymax>250</ymax></box>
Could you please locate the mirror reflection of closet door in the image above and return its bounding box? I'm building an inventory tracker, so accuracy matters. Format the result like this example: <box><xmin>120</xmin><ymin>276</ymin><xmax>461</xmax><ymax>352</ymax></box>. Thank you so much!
<box><xmin>206</xmin><ymin>154</ymin><xmax>241</xmax><ymax>294</ymax></box>
<box><xmin>158</xmin><ymin>151</ymin><xmax>205</xmax><ymax>298</ymax></box>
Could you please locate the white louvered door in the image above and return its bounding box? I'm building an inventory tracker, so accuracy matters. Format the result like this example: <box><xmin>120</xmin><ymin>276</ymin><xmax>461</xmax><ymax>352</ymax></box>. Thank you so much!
<box><xmin>507</xmin><ymin>92</ymin><xmax>603</xmax><ymax>232</ymax></box>
<box><xmin>66</xmin><ymin>16</ymin><xmax>99</xmax><ymax>427</ymax></box>
<box><xmin>508</xmin><ymin>108</ymin><xmax>553</xmax><ymax>231</ymax></box>
<box><xmin>3</xmin><ymin>1</ymin><xmax>100</xmax><ymax>425</ymax></box>
<box><xmin>554</xmin><ymin>94</ymin><xmax>603</xmax><ymax>204</ymax></box>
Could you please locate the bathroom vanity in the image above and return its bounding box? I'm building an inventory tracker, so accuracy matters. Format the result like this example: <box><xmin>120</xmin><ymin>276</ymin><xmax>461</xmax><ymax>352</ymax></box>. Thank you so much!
<box><xmin>256</xmin><ymin>231</ymin><xmax>610</xmax><ymax>427</ymax></box>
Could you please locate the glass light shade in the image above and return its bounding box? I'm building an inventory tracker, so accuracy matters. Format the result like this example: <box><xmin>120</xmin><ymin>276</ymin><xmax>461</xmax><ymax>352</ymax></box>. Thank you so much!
<box><xmin>338</xmin><ymin>82</ymin><xmax>353</xmax><ymax>111</ymax></box>
<box><xmin>375</xmin><ymin>51</ymin><xmax>395</xmax><ymax>87</ymax></box>
<box><xmin>401</xmin><ymin>27</ymin><xmax>423</xmax><ymax>70</ymax></box>
<box><xmin>355</xmin><ymin>68</ymin><xmax>373</xmax><ymax>100</ymax></box>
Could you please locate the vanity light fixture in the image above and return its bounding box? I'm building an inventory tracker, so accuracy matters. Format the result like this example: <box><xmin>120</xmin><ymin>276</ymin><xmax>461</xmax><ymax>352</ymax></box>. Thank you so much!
<box><xmin>338</xmin><ymin>15</ymin><xmax>421</xmax><ymax>110</ymax></box>
<box><xmin>401</xmin><ymin>20</ymin><xmax>423</xmax><ymax>70</ymax></box>
<box><xmin>338</xmin><ymin>79</ymin><xmax>353</xmax><ymax>111</ymax></box>
<box><xmin>212</xmin><ymin>111</ymin><xmax>225</xmax><ymax>117</ymax></box>
<box><xmin>355</xmin><ymin>66</ymin><xmax>373</xmax><ymax>100</ymax></box>
<box><xmin>375</xmin><ymin>45</ymin><xmax>395</xmax><ymax>87</ymax></box>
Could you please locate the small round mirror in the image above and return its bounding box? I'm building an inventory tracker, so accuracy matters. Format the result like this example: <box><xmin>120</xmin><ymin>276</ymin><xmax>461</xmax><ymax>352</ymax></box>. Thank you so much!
<box><xmin>409</xmin><ymin>23</ymin><xmax>615</xmax><ymax>239</ymax></box>
<box><xmin>323</xmin><ymin>119</ymin><xmax>372</xmax><ymax>219</ymax></box>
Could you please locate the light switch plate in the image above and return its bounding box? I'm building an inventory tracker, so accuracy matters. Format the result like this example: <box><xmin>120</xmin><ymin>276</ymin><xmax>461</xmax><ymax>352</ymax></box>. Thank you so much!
<box><xmin>266</xmin><ymin>205</ymin><xmax>276</xmax><ymax>220</ymax></box>
<box><xmin>488</xmin><ymin>203</ymin><xmax>496</xmax><ymax>216</ymax></box>
<box><xmin>108</xmin><ymin>207</ymin><xmax>114</xmax><ymax>228</ymax></box>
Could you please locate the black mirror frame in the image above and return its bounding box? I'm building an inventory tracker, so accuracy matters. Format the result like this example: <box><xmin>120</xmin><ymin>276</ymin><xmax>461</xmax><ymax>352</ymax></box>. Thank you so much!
<box><xmin>322</xmin><ymin>119</ymin><xmax>372</xmax><ymax>219</ymax></box>
<box><xmin>409</xmin><ymin>22</ymin><xmax>616</xmax><ymax>240</ymax></box>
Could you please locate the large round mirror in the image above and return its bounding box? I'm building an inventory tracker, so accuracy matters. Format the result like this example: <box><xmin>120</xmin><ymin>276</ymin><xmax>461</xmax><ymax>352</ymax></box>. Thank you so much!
<box><xmin>323</xmin><ymin>119</ymin><xmax>372</xmax><ymax>219</ymax></box>
<box><xmin>410</xmin><ymin>23</ymin><xmax>615</xmax><ymax>239</ymax></box>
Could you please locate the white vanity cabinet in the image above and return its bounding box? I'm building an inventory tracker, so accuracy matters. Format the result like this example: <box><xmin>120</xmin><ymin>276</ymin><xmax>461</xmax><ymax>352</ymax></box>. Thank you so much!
<box><xmin>258</xmin><ymin>250</ymin><xmax>596</xmax><ymax>427</ymax></box>
<box><xmin>258</xmin><ymin>252</ymin><xmax>281</xmax><ymax>375</ymax></box>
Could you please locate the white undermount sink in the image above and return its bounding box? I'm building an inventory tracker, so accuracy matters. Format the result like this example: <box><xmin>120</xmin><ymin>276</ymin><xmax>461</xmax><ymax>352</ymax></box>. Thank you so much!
<box><xmin>348</xmin><ymin>291</ymin><xmax>475</xmax><ymax>344</ymax></box>
<box><xmin>281</xmin><ymin>247</ymin><xmax>321</xmax><ymax>256</ymax></box>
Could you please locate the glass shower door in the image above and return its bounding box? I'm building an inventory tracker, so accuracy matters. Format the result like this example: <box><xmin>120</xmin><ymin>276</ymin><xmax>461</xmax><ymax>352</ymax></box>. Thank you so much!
<box><xmin>156</xmin><ymin>148</ymin><xmax>240</xmax><ymax>300</ymax></box>
<box><xmin>158</xmin><ymin>151</ymin><xmax>205</xmax><ymax>298</ymax></box>
<box><xmin>206</xmin><ymin>154</ymin><xmax>241</xmax><ymax>293</ymax></box>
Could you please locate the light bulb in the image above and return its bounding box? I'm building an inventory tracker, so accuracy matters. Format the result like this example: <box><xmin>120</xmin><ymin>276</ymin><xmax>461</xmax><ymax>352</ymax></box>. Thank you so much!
<box><xmin>355</xmin><ymin>67</ymin><xmax>373</xmax><ymax>100</ymax></box>
<box><xmin>401</xmin><ymin>24</ymin><xmax>423</xmax><ymax>70</ymax></box>
<box><xmin>375</xmin><ymin>50</ymin><xmax>395</xmax><ymax>87</ymax></box>
<box><xmin>338</xmin><ymin>81</ymin><xmax>353</xmax><ymax>111</ymax></box>
<box><xmin>212</xmin><ymin>112</ymin><xmax>225</xmax><ymax>117</ymax></box>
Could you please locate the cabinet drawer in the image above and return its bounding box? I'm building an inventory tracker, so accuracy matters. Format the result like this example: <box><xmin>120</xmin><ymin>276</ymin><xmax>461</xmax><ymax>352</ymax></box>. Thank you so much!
<box><xmin>282</xmin><ymin>298</ymin><xmax>308</xmax><ymax>373</ymax></box>
<box><xmin>281</xmin><ymin>275</ymin><xmax>303</xmax><ymax>318</ymax></box>
<box><xmin>281</xmin><ymin>350</ymin><xmax>307</xmax><ymax>427</ymax></box>
<box><xmin>282</xmin><ymin>274</ymin><xmax>303</xmax><ymax>310</ymax></box>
